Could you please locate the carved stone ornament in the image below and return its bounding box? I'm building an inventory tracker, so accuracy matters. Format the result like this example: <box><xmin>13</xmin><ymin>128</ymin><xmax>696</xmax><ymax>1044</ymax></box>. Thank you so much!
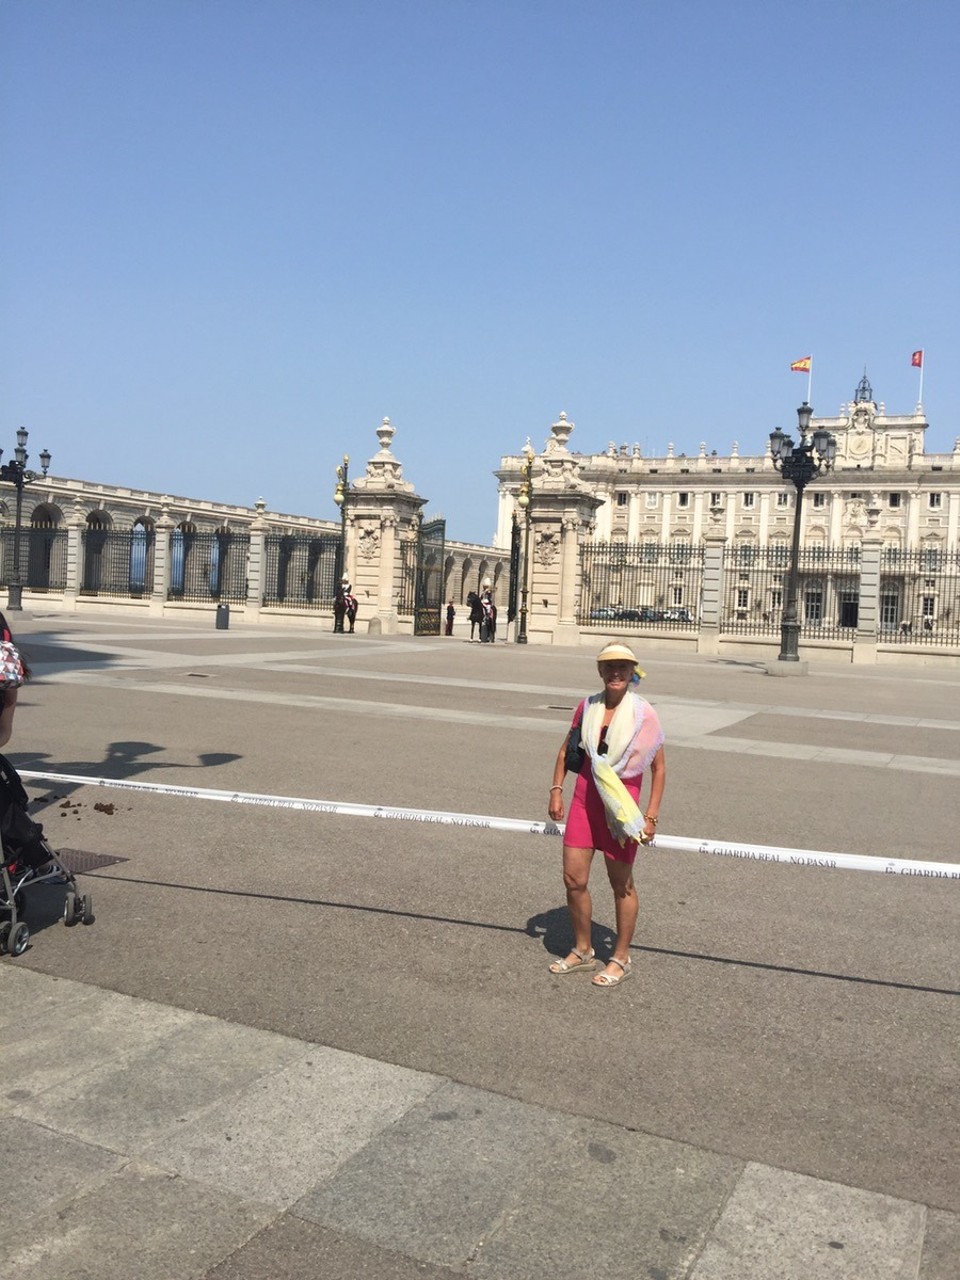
<box><xmin>358</xmin><ymin>526</ymin><xmax>381</xmax><ymax>560</ymax></box>
<box><xmin>535</xmin><ymin>529</ymin><xmax>560</xmax><ymax>568</ymax></box>
<box><xmin>845</xmin><ymin>497</ymin><xmax>867</xmax><ymax>528</ymax></box>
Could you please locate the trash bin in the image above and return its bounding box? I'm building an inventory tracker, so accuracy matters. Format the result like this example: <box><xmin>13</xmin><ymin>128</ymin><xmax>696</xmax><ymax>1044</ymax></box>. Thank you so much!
<box><xmin>215</xmin><ymin>604</ymin><xmax>230</xmax><ymax>630</ymax></box>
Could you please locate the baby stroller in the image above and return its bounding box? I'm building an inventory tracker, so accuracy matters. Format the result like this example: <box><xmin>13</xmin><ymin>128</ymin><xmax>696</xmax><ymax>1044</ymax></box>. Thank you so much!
<box><xmin>0</xmin><ymin>753</ymin><xmax>93</xmax><ymax>957</ymax></box>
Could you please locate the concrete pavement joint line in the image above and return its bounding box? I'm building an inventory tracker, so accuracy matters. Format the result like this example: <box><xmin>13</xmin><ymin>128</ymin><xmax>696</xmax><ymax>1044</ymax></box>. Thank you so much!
<box><xmin>31</xmin><ymin>672</ymin><xmax>960</xmax><ymax>777</ymax></box>
<box><xmin>38</xmin><ymin>653</ymin><xmax>960</xmax><ymax>733</ymax></box>
<box><xmin>22</xmin><ymin>769</ymin><xmax>960</xmax><ymax>879</ymax></box>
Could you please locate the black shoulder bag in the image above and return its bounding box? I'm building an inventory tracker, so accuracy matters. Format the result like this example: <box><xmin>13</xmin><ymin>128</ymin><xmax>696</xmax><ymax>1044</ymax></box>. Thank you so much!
<box><xmin>564</xmin><ymin>723</ymin><xmax>585</xmax><ymax>774</ymax></box>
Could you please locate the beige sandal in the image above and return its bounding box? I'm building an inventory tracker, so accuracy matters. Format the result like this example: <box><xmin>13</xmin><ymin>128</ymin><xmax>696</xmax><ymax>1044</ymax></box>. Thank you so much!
<box><xmin>548</xmin><ymin>947</ymin><xmax>596</xmax><ymax>974</ymax></box>
<box><xmin>592</xmin><ymin>957</ymin><xmax>631</xmax><ymax>987</ymax></box>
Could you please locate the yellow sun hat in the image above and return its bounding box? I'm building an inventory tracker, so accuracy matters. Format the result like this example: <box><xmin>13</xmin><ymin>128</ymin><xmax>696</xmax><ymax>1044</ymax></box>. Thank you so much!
<box><xmin>596</xmin><ymin>641</ymin><xmax>646</xmax><ymax>679</ymax></box>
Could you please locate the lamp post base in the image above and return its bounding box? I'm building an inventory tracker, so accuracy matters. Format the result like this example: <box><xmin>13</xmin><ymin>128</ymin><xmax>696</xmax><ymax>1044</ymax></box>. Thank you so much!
<box><xmin>6</xmin><ymin>584</ymin><xmax>23</xmax><ymax>611</ymax></box>
<box><xmin>766</xmin><ymin>659</ymin><xmax>809</xmax><ymax>677</ymax></box>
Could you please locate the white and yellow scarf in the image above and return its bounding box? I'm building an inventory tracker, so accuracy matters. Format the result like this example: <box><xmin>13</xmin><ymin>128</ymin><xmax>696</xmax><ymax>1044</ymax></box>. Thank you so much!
<box><xmin>580</xmin><ymin>691</ymin><xmax>664</xmax><ymax>846</ymax></box>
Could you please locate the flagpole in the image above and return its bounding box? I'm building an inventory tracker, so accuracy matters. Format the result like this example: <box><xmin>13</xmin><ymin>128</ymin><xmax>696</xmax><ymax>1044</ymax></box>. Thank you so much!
<box><xmin>807</xmin><ymin>357</ymin><xmax>813</xmax><ymax>410</ymax></box>
<box><xmin>918</xmin><ymin>355</ymin><xmax>924</xmax><ymax>409</ymax></box>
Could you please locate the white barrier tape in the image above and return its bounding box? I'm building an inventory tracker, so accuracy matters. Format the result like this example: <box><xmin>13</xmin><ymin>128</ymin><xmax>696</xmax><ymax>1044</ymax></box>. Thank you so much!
<box><xmin>21</xmin><ymin>770</ymin><xmax>960</xmax><ymax>881</ymax></box>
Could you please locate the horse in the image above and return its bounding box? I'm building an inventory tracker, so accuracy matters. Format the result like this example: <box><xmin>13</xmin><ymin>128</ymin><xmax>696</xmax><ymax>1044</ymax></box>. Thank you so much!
<box><xmin>467</xmin><ymin>591</ymin><xmax>496</xmax><ymax>643</ymax></box>
<box><xmin>333</xmin><ymin>587</ymin><xmax>358</xmax><ymax>633</ymax></box>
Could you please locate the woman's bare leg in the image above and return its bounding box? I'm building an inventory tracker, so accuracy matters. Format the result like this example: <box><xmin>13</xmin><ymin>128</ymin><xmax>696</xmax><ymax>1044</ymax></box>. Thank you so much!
<box><xmin>550</xmin><ymin>845</ymin><xmax>595</xmax><ymax>967</ymax></box>
<box><xmin>595</xmin><ymin>857</ymin><xmax>638</xmax><ymax>981</ymax></box>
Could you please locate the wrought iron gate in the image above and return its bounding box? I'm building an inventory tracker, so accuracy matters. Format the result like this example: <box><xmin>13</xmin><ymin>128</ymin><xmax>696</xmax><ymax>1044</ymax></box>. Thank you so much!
<box><xmin>414</xmin><ymin>517</ymin><xmax>445</xmax><ymax>635</ymax></box>
<box><xmin>399</xmin><ymin>516</ymin><xmax>446</xmax><ymax>635</ymax></box>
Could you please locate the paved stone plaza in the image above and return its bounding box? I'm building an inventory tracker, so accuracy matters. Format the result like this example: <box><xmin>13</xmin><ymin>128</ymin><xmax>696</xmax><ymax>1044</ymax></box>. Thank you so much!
<box><xmin>1</xmin><ymin>614</ymin><xmax>958</xmax><ymax>1278</ymax></box>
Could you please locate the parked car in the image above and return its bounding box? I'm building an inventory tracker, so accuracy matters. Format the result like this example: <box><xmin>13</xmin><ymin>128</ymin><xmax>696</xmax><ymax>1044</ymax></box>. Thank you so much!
<box><xmin>661</xmin><ymin>607</ymin><xmax>694</xmax><ymax>623</ymax></box>
<box><xmin>616</xmin><ymin>607</ymin><xmax>664</xmax><ymax>623</ymax></box>
<box><xmin>589</xmin><ymin>606</ymin><xmax>620</xmax><ymax>620</ymax></box>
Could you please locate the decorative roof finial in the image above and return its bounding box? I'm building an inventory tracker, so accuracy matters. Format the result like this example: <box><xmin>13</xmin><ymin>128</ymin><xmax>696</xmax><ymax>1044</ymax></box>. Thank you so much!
<box><xmin>854</xmin><ymin>370</ymin><xmax>874</xmax><ymax>404</ymax></box>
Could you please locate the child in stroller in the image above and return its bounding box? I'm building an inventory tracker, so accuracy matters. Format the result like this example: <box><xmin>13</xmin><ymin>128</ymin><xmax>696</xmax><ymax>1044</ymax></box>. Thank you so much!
<box><xmin>0</xmin><ymin>753</ymin><xmax>93</xmax><ymax>957</ymax></box>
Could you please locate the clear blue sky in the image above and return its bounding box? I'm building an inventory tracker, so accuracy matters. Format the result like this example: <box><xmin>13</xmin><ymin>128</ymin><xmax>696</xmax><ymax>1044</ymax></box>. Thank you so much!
<box><xmin>2</xmin><ymin>0</ymin><xmax>957</xmax><ymax>544</ymax></box>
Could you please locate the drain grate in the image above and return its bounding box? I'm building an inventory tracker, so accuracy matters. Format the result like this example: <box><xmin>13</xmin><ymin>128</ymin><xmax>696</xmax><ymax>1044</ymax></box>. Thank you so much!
<box><xmin>55</xmin><ymin>848</ymin><xmax>130</xmax><ymax>873</ymax></box>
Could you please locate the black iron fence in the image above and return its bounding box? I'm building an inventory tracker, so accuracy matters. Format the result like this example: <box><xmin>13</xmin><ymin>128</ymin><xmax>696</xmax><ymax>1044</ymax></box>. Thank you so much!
<box><xmin>879</xmin><ymin>547</ymin><xmax>960</xmax><ymax>646</ymax></box>
<box><xmin>168</xmin><ymin>530</ymin><xmax>250</xmax><ymax>603</ymax></box>
<box><xmin>578</xmin><ymin>540</ymin><xmax>702</xmax><ymax>630</ymax></box>
<box><xmin>261</xmin><ymin>532</ymin><xmax>340</xmax><ymax>608</ymax></box>
<box><xmin>722</xmin><ymin>545</ymin><xmax>862</xmax><ymax>640</ymax></box>
<box><xmin>80</xmin><ymin>529</ymin><xmax>156</xmax><ymax>597</ymax></box>
<box><xmin>0</xmin><ymin>528</ymin><xmax>68</xmax><ymax>592</ymax></box>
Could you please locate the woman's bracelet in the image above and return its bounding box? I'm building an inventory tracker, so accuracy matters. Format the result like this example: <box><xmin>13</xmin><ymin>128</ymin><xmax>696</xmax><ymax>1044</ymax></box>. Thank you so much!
<box><xmin>549</xmin><ymin>785</ymin><xmax>563</xmax><ymax>792</ymax></box>
<box><xmin>645</xmin><ymin>814</ymin><xmax>659</xmax><ymax>825</ymax></box>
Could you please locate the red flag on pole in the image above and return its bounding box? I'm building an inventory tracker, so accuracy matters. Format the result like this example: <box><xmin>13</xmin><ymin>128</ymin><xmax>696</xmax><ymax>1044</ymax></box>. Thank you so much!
<box><xmin>911</xmin><ymin>350</ymin><xmax>923</xmax><ymax>368</ymax></box>
<box><xmin>790</xmin><ymin>356</ymin><xmax>812</xmax><ymax>373</ymax></box>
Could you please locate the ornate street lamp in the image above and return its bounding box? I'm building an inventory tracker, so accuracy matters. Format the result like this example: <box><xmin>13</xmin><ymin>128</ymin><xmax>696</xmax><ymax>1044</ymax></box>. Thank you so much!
<box><xmin>769</xmin><ymin>403</ymin><xmax>837</xmax><ymax>662</ymax></box>
<box><xmin>515</xmin><ymin>441</ymin><xmax>534</xmax><ymax>644</ymax></box>
<box><xmin>1</xmin><ymin>427</ymin><xmax>52</xmax><ymax>611</ymax></box>
<box><xmin>332</xmin><ymin>454</ymin><xmax>349</xmax><ymax>585</ymax></box>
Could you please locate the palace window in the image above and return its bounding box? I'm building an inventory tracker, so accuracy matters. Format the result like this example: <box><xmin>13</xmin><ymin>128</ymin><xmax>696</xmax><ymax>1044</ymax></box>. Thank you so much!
<box><xmin>812</xmin><ymin>492</ymin><xmax>826</xmax><ymax>508</ymax></box>
<box><xmin>888</xmin><ymin>492</ymin><xmax>901</xmax><ymax>509</ymax></box>
<box><xmin>743</xmin><ymin>492</ymin><xmax>755</xmax><ymax>508</ymax></box>
<box><xmin>929</xmin><ymin>492</ymin><xmax>942</xmax><ymax>509</ymax></box>
<box><xmin>804</xmin><ymin>582</ymin><xmax>823</xmax><ymax>623</ymax></box>
<box><xmin>776</xmin><ymin>492</ymin><xmax>789</xmax><ymax>507</ymax></box>
<box><xmin>616</xmin><ymin>491</ymin><xmax>628</xmax><ymax>507</ymax></box>
<box><xmin>677</xmin><ymin>492</ymin><xmax>690</xmax><ymax>508</ymax></box>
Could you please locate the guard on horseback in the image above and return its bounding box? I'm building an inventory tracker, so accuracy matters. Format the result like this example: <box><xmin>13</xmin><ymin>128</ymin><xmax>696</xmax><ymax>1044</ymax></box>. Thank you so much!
<box><xmin>333</xmin><ymin>576</ymin><xmax>358</xmax><ymax>633</ymax></box>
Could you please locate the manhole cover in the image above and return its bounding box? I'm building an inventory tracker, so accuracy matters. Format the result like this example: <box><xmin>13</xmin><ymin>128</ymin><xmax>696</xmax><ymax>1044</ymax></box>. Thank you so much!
<box><xmin>55</xmin><ymin>849</ymin><xmax>129</xmax><ymax>873</ymax></box>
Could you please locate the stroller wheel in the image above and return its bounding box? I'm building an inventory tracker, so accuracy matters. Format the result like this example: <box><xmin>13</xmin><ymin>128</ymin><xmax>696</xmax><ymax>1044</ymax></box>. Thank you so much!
<box><xmin>81</xmin><ymin>894</ymin><xmax>95</xmax><ymax>926</ymax></box>
<box><xmin>63</xmin><ymin>891</ymin><xmax>78</xmax><ymax>927</ymax></box>
<box><xmin>6</xmin><ymin>921</ymin><xmax>29</xmax><ymax>956</ymax></box>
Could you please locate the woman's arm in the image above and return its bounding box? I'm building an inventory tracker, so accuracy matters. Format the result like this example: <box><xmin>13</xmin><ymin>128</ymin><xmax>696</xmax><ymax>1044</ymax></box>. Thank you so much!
<box><xmin>0</xmin><ymin>686</ymin><xmax>18</xmax><ymax>749</ymax></box>
<box><xmin>548</xmin><ymin>736</ymin><xmax>568</xmax><ymax>821</ymax></box>
<box><xmin>641</xmin><ymin>745</ymin><xmax>666</xmax><ymax>841</ymax></box>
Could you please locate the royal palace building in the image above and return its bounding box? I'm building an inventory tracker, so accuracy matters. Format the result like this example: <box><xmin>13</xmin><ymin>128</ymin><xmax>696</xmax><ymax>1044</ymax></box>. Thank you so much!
<box><xmin>494</xmin><ymin>375</ymin><xmax>960</xmax><ymax>654</ymax></box>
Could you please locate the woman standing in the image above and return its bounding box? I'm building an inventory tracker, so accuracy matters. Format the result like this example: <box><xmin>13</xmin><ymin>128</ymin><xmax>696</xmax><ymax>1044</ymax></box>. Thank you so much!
<box><xmin>0</xmin><ymin>611</ymin><xmax>28</xmax><ymax>748</ymax></box>
<box><xmin>547</xmin><ymin>641</ymin><xmax>666</xmax><ymax>987</ymax></box>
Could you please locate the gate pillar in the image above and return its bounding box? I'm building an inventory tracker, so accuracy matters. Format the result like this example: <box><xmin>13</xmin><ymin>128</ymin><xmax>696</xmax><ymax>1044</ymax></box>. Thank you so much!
<box><xmin>348</xmin><ymin>418</ymin><xmax>426</xmax><ymax>635</ymax></box>
<box><xmin>517</xmin><ymin>416</ymin><xmax>601</xmax><ymax>644</ymax></box>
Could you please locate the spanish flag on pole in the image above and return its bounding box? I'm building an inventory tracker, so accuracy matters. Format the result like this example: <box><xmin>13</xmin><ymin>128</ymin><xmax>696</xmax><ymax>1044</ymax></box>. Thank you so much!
<box><xmin>790</xmin><ymin>356</ymin><xmax>812</xmax><ymax>373</ymax></box>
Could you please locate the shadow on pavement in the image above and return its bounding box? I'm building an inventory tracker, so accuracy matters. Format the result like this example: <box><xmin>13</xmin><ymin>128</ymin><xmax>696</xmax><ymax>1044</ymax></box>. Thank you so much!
<box><xmin>72</xmin><ymin>871</ymin><xmax>960</xmax><ymax>1000</ymax></box>
<box><xmin>11</xmin><ymin>741</ymin><xmax>243</xmax><ymax>805</ymax></box>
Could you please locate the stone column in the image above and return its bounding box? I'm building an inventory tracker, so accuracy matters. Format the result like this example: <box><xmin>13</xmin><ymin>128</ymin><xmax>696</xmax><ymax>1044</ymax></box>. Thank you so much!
<box><xmin>697</xmin><ymin>531</ymin><xmax>727</xmax><ymax>655</ymax></box>
<box><xmin>245</xmin><ymin>498</ymin><xmax>269</xmax><ymax>620</ymax></box>
<box><xmin>151</xmin><ymin>510</ymin><xmax>172</xmax><ymax>615</ymax></box>
<box><xmin>62</xmin><ymin>500</ymin><xmax>86</xmax><ymax>610</ymax></box>
<box><xmin>853</xmin><ymin>529</ymin><xmax>884</xmax><ymax>664</ymax></box>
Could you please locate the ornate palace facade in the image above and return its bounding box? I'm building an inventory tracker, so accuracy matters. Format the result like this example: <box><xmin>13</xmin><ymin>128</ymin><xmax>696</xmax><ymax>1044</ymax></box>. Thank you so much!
<box><xmin>495</xmin><ymin>375</ymin><xmax>960</xmax><ymax>562</ymax></box>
